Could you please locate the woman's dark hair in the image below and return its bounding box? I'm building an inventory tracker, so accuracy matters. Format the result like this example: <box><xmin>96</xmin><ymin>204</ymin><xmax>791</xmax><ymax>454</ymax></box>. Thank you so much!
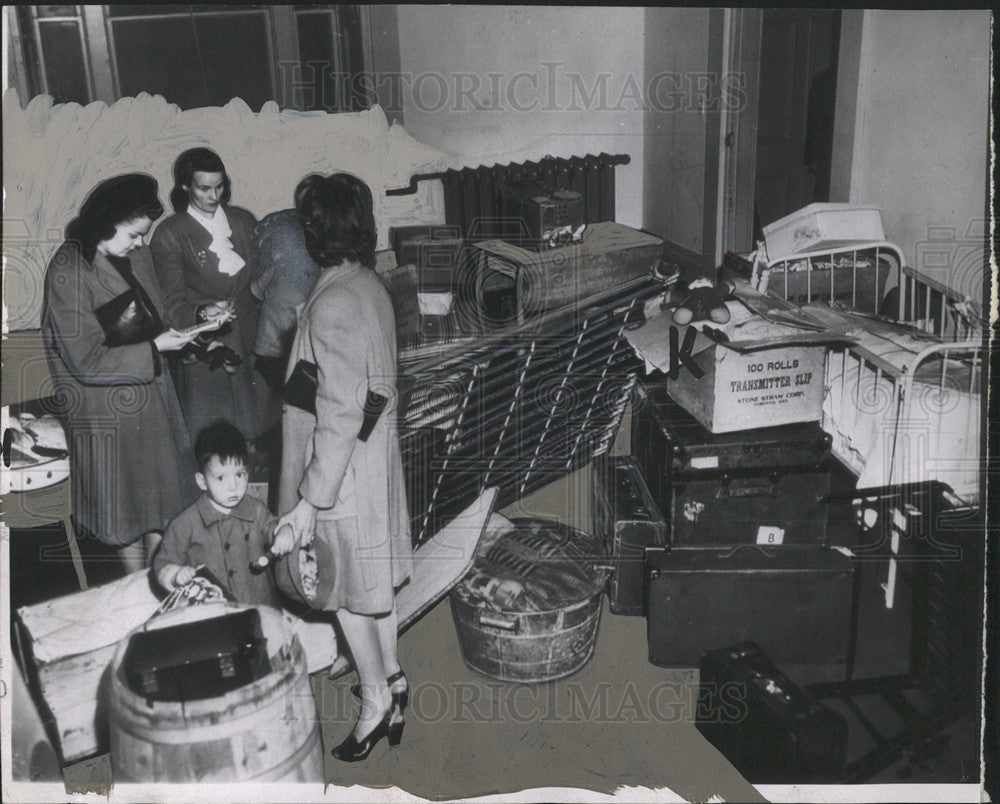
<box><xmin>194</xmin><ymin>419</ymin><xmax>248</xmax><ymax>472</ymax></box>
<box><xmin>169</xmin><ymin>147</ymin><xmax>232</xmax><ymax>213</ymax></box>
<box><xmin>295</xmin><ymin>173</ymin><xmax>376</xmax><ymax>269</ymax></box>
<box><xmin>65</xmin><ymin>173</ymin><xmax>164</xmax><ymax>262</ymax></box>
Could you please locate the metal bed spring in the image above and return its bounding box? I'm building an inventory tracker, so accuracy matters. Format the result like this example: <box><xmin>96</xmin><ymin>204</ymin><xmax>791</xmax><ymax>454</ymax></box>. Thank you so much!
<box><xmin>396</xmin><ymin>275</ymin><xmax>663</xmax><ymax>548</ymax></box>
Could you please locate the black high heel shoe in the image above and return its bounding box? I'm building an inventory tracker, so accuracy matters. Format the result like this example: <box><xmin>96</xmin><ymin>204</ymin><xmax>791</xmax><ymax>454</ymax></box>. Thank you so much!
<box><xmin>387</xmin><ymin>669</ymin><xmax>409</xmax><ymax>713</ymax></box>
<box><xmin>350</xmin><ymin>669</ymin><xmax>409</xmax><ymax>713</ymax></box>
<box><xmin>330</xmin><ymin>709</ymin><xmax>402</xmax><ymax>762</ymax></box>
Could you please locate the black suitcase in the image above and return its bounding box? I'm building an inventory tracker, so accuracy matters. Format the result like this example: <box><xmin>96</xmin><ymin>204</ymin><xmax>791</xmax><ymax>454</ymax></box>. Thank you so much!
<box><xmin>697</xmin><ymin>641</ymin><xmax>848</xmax><ymax>782</ymax></box>
<box><xmin>122</xmin><ymin>608</ymin><xmax>271</xmax><ymax>702</ymax></box>
<box><xmin>632</xmin><ymin>381</ymin><xmax>833</xmax><ymax>547</ymax></box>
<box><xmin>645</xmin><ymin>545</ymin><xmax>855</xmax><ymax>668</ymax></box>
<box><xmin>591</xmin><ymin>456</ymin><xmax>668</xmax><ymax>615</ymax></box>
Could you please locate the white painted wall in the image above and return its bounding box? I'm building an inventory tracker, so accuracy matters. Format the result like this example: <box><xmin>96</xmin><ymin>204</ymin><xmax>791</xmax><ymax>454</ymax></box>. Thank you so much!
<box><xmin>843</xmin><ymin>10</ymin><xmax>990</xmax><ymax>297</ymax></box>
<box><xmin>395</xmin><ymin>5</ymin><xmax>646</xmax><ymax>228</ymax></box>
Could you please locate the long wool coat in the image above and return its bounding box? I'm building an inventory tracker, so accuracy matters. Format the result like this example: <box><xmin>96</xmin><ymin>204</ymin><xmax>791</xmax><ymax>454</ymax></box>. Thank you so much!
<box><xmin>279</xmin><ymin>262</ymin><xmax>412</xmax><ymax>614</ymax></box>
<box><xmin>149</xmin><ymin>206</ymin><xmax>279</xmax><ymax>441</ymax></box>
<box><xmin>41</xmin><ymin>243</ymin><xmax>199</xmax><ymax>547</ymax></box>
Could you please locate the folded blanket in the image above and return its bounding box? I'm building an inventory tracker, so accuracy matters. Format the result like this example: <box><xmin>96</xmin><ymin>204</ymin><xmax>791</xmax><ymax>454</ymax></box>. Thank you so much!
<box><xmin>465</xmin><ymin>518</ymin><xmax>608</xmax><ymax>612</ymax></box>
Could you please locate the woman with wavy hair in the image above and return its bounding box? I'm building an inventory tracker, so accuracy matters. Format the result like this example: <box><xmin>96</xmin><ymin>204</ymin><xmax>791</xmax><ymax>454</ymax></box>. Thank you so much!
<box><xmin>271</xmin><ymin>173</ymin><xmax>412</xmax><ymax>762</ymax></box>
<box><xmin>150</xmin><ymin>147</ymin><xmax>278</xmax><ymax>442</ymax></box>
<box><xmin>42</xmin><ymin>174</ymin><xmax>204</xmax><ymax>572</ymax></box>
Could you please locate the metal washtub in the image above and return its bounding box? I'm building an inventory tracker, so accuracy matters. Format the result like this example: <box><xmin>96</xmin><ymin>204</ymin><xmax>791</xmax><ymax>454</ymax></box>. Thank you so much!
<box><xmin>449</xmin><ymin>588</ymin><xmax>603</xmax><ymax>684</ymax></box>
<box><xmin>448</xmin><ymin>517</ymin><xmax>607</xmax><ymax>683</ymax></box>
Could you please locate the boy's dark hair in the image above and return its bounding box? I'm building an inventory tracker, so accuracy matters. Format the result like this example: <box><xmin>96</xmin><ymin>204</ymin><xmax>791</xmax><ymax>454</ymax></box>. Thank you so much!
<box><xmin>194</xmin><ymin>420</ymin><xmax>248</xmax><ymax>472</ymax></box>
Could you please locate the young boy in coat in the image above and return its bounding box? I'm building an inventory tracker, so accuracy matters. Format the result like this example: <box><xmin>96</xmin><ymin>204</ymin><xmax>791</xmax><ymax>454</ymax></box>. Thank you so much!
<box><xmin>153</xmin><ymin>420</ymin><xmax>281</xmax><ymax>608</ymax></box>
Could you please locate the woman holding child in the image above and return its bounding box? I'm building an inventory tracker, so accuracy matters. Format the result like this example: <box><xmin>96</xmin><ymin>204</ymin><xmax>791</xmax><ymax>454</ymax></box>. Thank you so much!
<box><xmin>149</xmin><ymin>148</ymin><xmax>278</xmax><ymax>441</ymax></box>
<box><xmin>271</xmin><ymin>173</ymin><xmax>413</xmax><ymax>762</ymax></box>
<box><xmin>42</xmin><ymin>174</ymin><xmax>207</xmax><ymax>572</ymax></box>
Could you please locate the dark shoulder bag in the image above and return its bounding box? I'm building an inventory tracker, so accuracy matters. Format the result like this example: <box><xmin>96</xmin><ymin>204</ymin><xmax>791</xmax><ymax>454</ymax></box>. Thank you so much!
<box><xmin>94</xmin><ymin>256</ymin><xmax>164</xmax><ymax>346</ymax></box>
<box><xmin>283</xmin><ymin>359</ymin><xmax>387</xmax><ymax>442</ymax></box>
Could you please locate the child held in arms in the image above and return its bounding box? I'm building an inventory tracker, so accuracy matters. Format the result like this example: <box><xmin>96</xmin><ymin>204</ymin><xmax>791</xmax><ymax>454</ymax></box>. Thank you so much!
<box><xmin>153</xmin><ymin>420</ymin><xmax>280</xmax><ymax>607</ymax></box>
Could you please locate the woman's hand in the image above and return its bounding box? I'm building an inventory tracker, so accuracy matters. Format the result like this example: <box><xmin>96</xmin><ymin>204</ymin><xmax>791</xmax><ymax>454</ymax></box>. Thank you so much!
<box><xmin>273</xmin><ymin>497</ymin><xmax>317</xmax><ymax>555</ymax></box>
<box><xmin>154</xmin><ymin>328</ymin><xmax>202</xmax><ymax>352</ymax></box>
<box><xmin>270</xmin><ymin>523</ymin><xmax>295</xmax><ymax>557</ymax></box>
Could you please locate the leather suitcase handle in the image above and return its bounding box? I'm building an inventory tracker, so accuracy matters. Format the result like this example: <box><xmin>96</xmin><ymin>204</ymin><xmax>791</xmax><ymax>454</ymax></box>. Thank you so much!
<box><xmin>715</xmin><ymin>472</ymin><xmax>780</xmax><ymax>500</ymax></box>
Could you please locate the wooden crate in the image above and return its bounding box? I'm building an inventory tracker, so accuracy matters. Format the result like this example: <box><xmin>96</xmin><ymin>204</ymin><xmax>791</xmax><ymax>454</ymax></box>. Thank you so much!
<box><xmin>33</xmin><ymin>643</ymin><xmax>118</xmax><ymax>763</ymax></box>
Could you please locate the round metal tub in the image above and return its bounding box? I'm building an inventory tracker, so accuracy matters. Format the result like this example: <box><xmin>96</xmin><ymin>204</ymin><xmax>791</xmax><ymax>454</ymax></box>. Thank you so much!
<box><xmin>449</xmin><ymin>585</ymin><xmax>603</xmax><ymax>683</ymax></box>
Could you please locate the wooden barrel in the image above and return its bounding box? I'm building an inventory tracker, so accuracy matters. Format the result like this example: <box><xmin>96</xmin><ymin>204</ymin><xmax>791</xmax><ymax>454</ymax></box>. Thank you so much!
<box><xmin>108</xmin><ymin>603</ymin><xmax>323</xmax><ymax>783</ymax></box>
<box><xmin>449</xmin><ymin>588</ymin><xmax>603</xmax><ymax>683</ymax></box>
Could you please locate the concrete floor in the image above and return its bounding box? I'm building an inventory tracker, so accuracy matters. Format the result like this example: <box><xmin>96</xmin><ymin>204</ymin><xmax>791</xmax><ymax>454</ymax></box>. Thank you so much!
<box><xmin>313</xmin><ymin>594</ymin><xmax>767</xmax><ymax>802</ymax></box>
<box><xmin>309</xmin><ymin>562</ymin><xmax>979</xmax><ymax>799</ymax></box>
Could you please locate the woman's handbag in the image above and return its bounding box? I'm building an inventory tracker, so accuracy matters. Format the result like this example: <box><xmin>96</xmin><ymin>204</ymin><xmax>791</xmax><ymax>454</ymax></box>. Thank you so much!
<box><xmin>283</xmin><ymin>359</ymin><xmax>388</xmax><ymax>441</ymax></box>
<box><xmin>282</xmin><ymin>359</ymin><xmax>319</xmax><ymax>414</ymax></box>
<box><xmin>94</xmin><ymin>287</ymin><xmax>162</xmax><ymax>346</ymax></box>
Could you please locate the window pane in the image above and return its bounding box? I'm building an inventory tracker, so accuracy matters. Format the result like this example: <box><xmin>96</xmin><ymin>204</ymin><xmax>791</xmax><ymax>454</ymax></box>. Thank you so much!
<box><xmin>112</xmin><ymin>13</ymin><xmax>272</xmax><ymax>111</ymax></box>
<box><xmin>113</xmin><ymin>17</ymin><xmax>205</xmax><ymax>108</ymax></box>
<box><xmin>107</xmin><ymin>5</ymin><xmax>189</xmax><ymax>17</ymax></box>
<box><xmin>193</xmin><ymin>14</ymin><xmax>273</xmax><ymax>109</ymax></box>
<box><xmin>338</xmin><ymin>5</ymin><xmax>367</xmax><ymax>110</ymax></box>
<box><xmin>37</xmin><ymin>19</ymin><xmax>89</xmax><ymax>104</ymax></box>
<box><xmin>35</xmin><ymin>5</ymin><xmax>78</xmax><ymax>18</ymax></box>
<box><xmin>295</xmin><ymin>11</ymin><xmax>333</xmax><ymax>111</ymax></box>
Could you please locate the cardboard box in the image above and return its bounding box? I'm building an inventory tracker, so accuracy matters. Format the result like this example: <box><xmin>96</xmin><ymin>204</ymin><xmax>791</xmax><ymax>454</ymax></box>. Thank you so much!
<box><xmin>763</xmin><ymin>203</ymin><xmax>885</xmax><ymax>260</ymax></box>
<box><xmin>472</xmin><ymin>221</ymin><xmax>663</xmax><ymax>324</ymax></box>
<box><xmin>664</xmin><ymin>335</ymin><xmax>829</xmax><ymax>433</ymax></box>
<box><xmin>389</xmin><ymin>225</ymin><xmax>464</xmax><ymax>292</ymax></box>
<box><xmin>624</xmin><ymin>281</ymin><xmax>855</xmax><ymax>434</ymax></box>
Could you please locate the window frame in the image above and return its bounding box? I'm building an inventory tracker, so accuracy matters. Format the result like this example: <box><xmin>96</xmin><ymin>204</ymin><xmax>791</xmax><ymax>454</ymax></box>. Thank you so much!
<box><xmin>6</xmin><ymin>4</ymin><xmax>369</xmax><ymax>113</ymax></box>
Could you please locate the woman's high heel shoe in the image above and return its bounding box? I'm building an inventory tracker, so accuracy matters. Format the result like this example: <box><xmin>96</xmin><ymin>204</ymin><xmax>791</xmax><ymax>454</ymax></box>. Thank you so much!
<box><xmin>387</xmin><ymin>669</ymin><xmax>409</xmax><ymax>713</ymax></box>
<box><xmin>331</xmin><ymin>710</ymin><xmax>399</xmax><ymax>762</ymax></box>
<box><xmin>350</xmin><ymin>669</ymin><xmax>409</xmax><ymax>713</ymax></box>
<box><xmin>387</xmin><ymin>716</ymin><xmax>405</xmax><ymax>747</ymax></box>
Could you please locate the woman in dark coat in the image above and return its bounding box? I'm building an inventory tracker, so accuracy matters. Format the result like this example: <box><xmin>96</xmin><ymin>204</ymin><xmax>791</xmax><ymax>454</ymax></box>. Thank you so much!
<box><xmin>42</xmin><ymin>174</ymin><xmax>206</xmax><ymax>572</ymax></box>
<box><xmin>272</xmin><ymin>174</ymin><xmax>412</xmax><ymax>762</ymax></box>
<box><xmin>149</xmin><ymin>148</ymin><xmax>279</xmax><ymax>441</ymax></box>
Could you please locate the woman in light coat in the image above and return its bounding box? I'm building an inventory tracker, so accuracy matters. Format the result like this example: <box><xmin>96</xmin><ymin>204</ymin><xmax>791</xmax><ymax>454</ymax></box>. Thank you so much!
<box><xmin>272</xmin><ymin>173</ymin><xmax>412</xmax><ymax>762</ymax></box>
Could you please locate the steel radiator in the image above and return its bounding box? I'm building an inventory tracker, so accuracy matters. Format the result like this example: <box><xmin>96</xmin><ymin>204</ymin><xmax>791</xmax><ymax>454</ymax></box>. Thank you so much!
<box><xmin>388</xmin><ymin>153</ymin><xmax>629</xmax><ymax>242</ymax></box>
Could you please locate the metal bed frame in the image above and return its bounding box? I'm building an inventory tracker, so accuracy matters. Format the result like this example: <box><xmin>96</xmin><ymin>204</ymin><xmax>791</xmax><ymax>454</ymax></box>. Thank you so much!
<box><xmin>741</xmin><ymin>241</ymin><xmax>986</xmax><ymax>782</ymax></box>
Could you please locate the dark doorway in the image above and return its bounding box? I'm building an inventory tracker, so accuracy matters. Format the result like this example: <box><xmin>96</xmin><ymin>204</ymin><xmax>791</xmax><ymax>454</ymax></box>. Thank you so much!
<box><xmin>754</xmin><ymin>9</ymin><xmax>840</xmax><ymax>231</ymax></box>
